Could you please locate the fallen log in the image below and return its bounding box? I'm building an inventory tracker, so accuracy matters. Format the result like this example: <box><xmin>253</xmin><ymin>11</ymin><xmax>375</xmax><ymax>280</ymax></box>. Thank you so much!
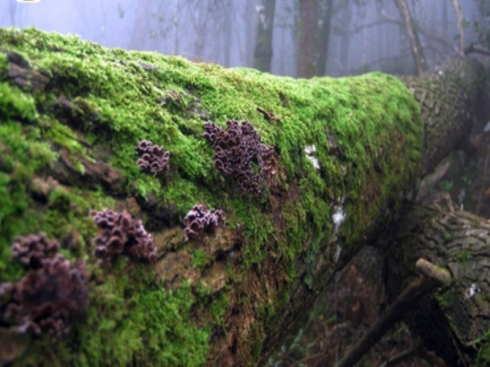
<box><xmin>0</xmin><ymin>27</ymin><xmax>485</xmax><ymax>366</ymax></box>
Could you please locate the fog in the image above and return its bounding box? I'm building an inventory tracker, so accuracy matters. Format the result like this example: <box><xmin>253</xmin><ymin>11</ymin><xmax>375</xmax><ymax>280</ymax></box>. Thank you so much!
<box><xmin>0</xmin><ymin>0</ymin><xmax>486</xmax><ymax>77</ymax></box>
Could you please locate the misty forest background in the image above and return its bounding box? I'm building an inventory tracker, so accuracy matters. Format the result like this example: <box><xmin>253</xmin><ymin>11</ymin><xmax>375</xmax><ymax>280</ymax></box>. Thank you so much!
<box><xmin>2</xmin><ymin>0</ymin><xmax>490</xmax><ymax>366</ymax></box>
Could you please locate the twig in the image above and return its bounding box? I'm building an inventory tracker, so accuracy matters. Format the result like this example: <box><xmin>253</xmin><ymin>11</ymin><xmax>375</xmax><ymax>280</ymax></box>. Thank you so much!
<box><xmin>378</xmin><ymin>343</ymin><xmax>423</xmax><ymax>367</ymax></box>
<box><xmin>257</xmin><ymin>106</ymin><xmax>281</xmax><ymax>123</ymax></box>
<box><xmin>394</xmin><ymin>0</ymin><xmax>427</xmax><ymax>75</ymax></box>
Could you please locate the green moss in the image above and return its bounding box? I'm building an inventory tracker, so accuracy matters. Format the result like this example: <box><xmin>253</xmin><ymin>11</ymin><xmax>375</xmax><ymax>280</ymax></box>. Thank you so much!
<box><xmin>475</xmin><ymin>330</ymin><xmax>490</xmax><ymax>366</ymax></box>
<box><xmin>457</xmin><ymin>249</ymin><xmax>472</xmax><ymax>263</ymax></box>
<box><xmin>435</xmin><ymin>288</ymin><xmax>454</xmax><ymax>309</ymax></box>
<box><xmin>16</xmin><ymin>270</ymin><xmax>208</xmax><ymax>367</ymax></box>
<box><xmin>191</xmin><ymin>249</ymin><xmax>207</xmax><ymax>271</ymax></box>
<box><xmin>0</xmin><ymin>27</ymin><xmax>423</xmax><ymax>366</ymax></box>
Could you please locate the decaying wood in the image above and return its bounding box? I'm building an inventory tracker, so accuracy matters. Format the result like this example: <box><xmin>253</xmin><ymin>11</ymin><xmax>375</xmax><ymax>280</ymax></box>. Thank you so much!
<box><xmin>379</xmin><ymin>196</ymin><xmax>490</xmax><ymax>366</ymax></box>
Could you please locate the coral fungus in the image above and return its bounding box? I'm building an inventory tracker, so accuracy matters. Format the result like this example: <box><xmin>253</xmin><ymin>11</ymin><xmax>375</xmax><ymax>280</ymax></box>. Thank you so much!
<box><xmin>0</xmin><ymin>234</ymin><xmax>88</xmax><ymax>338</ymax></box>
<box><xmin>183</xmin><ymin>204</ymin><xmax>225</xmax><ymax>241</ymax></box>
<box><xmin>202</xmin><ymin>120</ymin><xmax>276</xmax><ymax>196</ymax></box>
<box><xmin>135</xmin><ymin>140</ymin><xmax>170</xmax><ymax>174</ymax></box>
<box><xmin>92</xmin><ymin>209</ymin><xmax>158</xmax><ymax>265</ymax></box>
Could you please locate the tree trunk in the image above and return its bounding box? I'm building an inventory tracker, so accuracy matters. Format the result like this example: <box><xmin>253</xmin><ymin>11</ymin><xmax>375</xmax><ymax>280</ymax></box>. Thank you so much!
<box><xmin>316</xmin><ymin>0</ymin><xmax>333</xmax><ymax>76</ymax></box>
<box><xmin>0</xmin><ymin>27</ymin><xmax>486</xmax><ymax>367</ymax></box>
<box><xmin>253</xmin><ymin>0</ymin><xmax>276</xmax><ymax>72</ymax></box>
<box><xmin>297</xmin><ymin>0</ymin><xmax>318</xmax><ymax>78</ymax></box>
<box><xmin>394</xmin><ymin>0</ymin><xmax>427</xmax><ymax>75</ymax></box>
<box><xmin>339</xmin><ymin>4</ymin><xmax>352</xmax><ymax>74</ymax></box>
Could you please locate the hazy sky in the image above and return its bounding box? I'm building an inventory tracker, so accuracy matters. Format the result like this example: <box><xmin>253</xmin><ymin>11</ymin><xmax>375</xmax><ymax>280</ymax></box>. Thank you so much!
<box><xmin>0</xmin><ymin>0</ymin><xmax>483</xmax><ymax>77</ymax></box>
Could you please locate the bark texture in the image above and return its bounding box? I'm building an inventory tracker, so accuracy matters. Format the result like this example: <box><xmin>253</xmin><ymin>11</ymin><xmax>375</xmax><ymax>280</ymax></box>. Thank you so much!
<box><xmin>401</xmin><ymin>57</ymin><xmax>485</xmax><ymax>176</ymax></box>
<box><xmin>297</xmin><ymin>0</ymin><xmax>318</xmax><ymax>78</ymax></box>
<box><xmin>382</xmin><ymin>196</ymin><xmax>490</xmax><ymax>366</ymax></box>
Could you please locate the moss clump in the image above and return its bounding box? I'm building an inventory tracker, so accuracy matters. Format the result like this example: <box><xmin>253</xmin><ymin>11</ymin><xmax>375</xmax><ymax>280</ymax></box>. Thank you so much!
<box><xmin>0</xmin><ymin>26</ymin><xmax>423</xmax><ymax>366</ymax></box>
<box><xmin>191</xmin><ymin>249</ymin><xmax>207</xmax><ymax>271</ymax></box>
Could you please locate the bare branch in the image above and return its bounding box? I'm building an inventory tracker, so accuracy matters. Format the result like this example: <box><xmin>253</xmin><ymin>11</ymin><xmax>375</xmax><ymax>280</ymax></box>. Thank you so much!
<box><xmin>450</xmin><ymin>0</ymin><xmax>465</xmax><ymax>55</ymax></box>
<box><xmin>394</xmin><ymin>0</ymin><xmax>427</xmax><ymax>75</ymax></box>
<box><xmin>465</xmin><ymin>43</ymin><xmax>490</xmax><ymax>56</ymax></box>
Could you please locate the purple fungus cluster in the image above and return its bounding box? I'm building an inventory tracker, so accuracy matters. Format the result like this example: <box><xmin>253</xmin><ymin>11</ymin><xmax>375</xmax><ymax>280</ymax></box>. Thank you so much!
<box><xmin>202</xmin><ymin>120</ymin><xmax>276</xmax><ymax>196</ymax></box>
<box><xmin>135</xmin><ymin>140</ymin><xmax>170</xmax><ymax>174</ymax></box>
<box><xmin>92</xmin><ymin>209</ymin><xmax>158</xmax><ymax>266</ymax></box>
<box><xmin>11</xmin><ymin>233</ymin><xmax>59</xmax><ymax>269</ymax></box>
<box><xmin>0</xmin><ymin>233</ymin><xmax>88</xmax><ymax>338</ymax></box>
<box><xmin>183</xmin><ymin>204</ymin><xmax>225</xmax><ymax>241</ymax></box>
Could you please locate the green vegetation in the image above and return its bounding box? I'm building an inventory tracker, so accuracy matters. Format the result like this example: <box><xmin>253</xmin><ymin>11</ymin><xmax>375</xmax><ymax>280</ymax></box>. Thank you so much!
<box><xmin>0</xmin><ymin>27</ymin><xmax>422</xmax><ymax>366</ymax></box>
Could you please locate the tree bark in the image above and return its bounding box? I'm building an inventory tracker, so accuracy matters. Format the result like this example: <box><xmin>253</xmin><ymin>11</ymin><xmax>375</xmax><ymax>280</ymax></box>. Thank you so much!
<box><xmin>316</xmin><ymin>0</ymin><xmax>333</xmax><ymax>76</ymax></box>
<box><xmin>297</xmin><ymin>0</ymin><xmax>318</xmax><ymax>78</ymax></box>
<box><xmin>253</xmin><ymin>0</ymin><xmax>276</xmax><ymax>72</ymax></box>
<box><xmin>0</xmin><ymin>28</ymin><xmax>486</xmax><ymax>367</ymax></box>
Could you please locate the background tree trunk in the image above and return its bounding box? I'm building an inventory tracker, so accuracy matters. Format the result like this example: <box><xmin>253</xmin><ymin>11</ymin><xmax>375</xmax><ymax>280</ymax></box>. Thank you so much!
<box><xmin>297</xmin><ymin>0</ymin><xmax>318</xmax><ymax>78</ymax></box>
<box><xmin>253</xmin><ymin>0</ymin><xmax>276</xmax><ymax>72</ymax></box>
<box><xmin>316</xmin><ymin>0</ymin><xmax>333</xmax><ymax>76</ymax></box>
<box><xmin>394</xmin><ymin>0</ymin><xmax>427</xmax><ymax>75</ymax></box>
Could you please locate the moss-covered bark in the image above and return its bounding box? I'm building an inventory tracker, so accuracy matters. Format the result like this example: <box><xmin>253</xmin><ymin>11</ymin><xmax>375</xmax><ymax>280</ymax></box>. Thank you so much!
<box><xmin>0</xmin><ymin>27</ymin><xmax>482</xmax><ymax>366</ymax></box>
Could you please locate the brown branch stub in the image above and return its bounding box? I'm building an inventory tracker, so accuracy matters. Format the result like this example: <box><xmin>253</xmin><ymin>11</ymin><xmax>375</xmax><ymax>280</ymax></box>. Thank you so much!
<box><xmin>415</xmin><ymin>258</ymin><xmax>452</xmax><ymax>285</ymax></box>
<box><xmin>257</xmin><ymin>106</ymin><xmax>281</xmax><ymax>123</ymax></box>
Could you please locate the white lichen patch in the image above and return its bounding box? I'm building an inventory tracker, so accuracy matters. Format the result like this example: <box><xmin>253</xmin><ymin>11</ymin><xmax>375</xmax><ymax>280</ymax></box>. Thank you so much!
<box><xmin>305</xmin><ymin>145</ymin><xmax>320</xmax><ymax>170</ymax></box>
<box><xmin>332</xmin><ymin>204</ymin><xmax>345</xmax><ymax>227</ymax></box>
<box><xmin>464</xmin><ymin>283</ymin><xmax>479</xmax><ymax>299</ymax></box>
<box><xmin>305</xmin><ymin>145</ymin><xmax>316</xmax><ymax>155</ymax></box>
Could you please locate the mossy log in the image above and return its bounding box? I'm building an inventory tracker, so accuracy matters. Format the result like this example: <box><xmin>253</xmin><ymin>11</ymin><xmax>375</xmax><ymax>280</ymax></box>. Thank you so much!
<box><xmin>0</xmin><ymin>27</ymin><xmax>485</xmax><ymax>367</ymax></box>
